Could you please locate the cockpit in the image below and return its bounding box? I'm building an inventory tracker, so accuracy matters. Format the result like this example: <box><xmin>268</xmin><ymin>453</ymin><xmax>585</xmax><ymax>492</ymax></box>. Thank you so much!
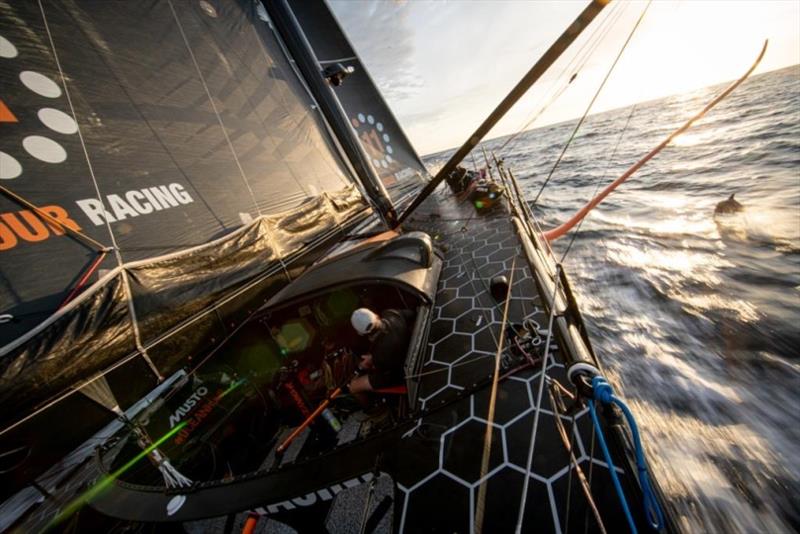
<box><xmin>100</xmin><ymin>232</ymin><xmax>441</xmax><ymax>491</ymax></box>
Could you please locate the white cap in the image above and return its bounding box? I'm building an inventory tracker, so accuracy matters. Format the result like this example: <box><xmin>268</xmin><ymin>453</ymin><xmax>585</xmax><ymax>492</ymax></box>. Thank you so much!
<box><xmin>351</xmin><ymin>308</ymin><xmax>379</xmax><ymax>335</ymax></box>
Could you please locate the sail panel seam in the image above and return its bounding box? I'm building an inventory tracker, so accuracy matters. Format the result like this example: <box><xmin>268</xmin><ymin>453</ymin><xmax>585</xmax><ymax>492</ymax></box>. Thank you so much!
<box><xmin>167</xmin><ymin>0</ymin><xmax>262</xmax><ymax>218</ymax></box>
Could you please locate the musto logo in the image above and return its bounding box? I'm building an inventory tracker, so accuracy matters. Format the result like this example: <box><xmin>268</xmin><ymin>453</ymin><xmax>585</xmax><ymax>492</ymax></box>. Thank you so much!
<box><xmin>168</xmin><ymin>386</ymin><xmax>226</xmax><ymax>446</ymax></box>
<box><xmin>0</xmin><ymin>183</ymin><xmax>193</xmax><ymax>251</ymax></box>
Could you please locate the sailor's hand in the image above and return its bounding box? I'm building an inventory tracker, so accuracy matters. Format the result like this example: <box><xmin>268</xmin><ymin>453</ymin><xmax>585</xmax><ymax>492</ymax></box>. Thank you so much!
<box><xmin>359</xmin><ymin>353</ymin><xmax>374</xmax><ymax>371</ymax></box>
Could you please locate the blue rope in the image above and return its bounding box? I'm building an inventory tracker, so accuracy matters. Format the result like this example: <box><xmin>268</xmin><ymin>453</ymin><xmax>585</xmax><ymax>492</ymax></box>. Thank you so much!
<box><xmin>588</xmin><ymin>376</ymin><xmax>665</xmax><ymax>533</ymax></box>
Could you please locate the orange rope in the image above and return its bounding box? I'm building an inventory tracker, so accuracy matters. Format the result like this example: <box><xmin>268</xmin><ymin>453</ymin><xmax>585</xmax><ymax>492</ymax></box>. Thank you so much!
<box><xmin>241</xmin><ymin>514</ymin><xmax>259</xmax><ymax>534</ymax></box>
<box><xmin>276</xmin><ymin>387</ymin><xmax>341</xmax><ymax>454</ymax></box>
<box><xmin>543</xmin><ymin>40</ymin><xmax>768</xmax><ymax>242</ymax></box>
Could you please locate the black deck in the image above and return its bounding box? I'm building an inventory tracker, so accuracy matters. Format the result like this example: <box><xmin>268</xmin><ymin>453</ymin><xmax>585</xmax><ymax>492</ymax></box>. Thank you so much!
<box><xmin>380</xmin><ymin>190</ymin><xmax>634</xmax><ymax>533</ymax></box>
<box><xmin>178</xmin><ymin>189</ymin><xmax>647</xmax><ymax>534</ymax></box>
<box><xmin>0</xmin><ymin>190</ymin><xmax>647</xmax><ymax>534</ymax></box>
<box><xmin>204</xmin><ymin>189</ymin><xmax>643</xmax><ymax>533</ymax></box>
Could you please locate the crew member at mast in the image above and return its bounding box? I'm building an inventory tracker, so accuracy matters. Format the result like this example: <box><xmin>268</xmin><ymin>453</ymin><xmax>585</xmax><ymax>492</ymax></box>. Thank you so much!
<box><xmin>347</xmin><ymin>307</ymin><xmax>412</xmax><ymax>393</ymax></box>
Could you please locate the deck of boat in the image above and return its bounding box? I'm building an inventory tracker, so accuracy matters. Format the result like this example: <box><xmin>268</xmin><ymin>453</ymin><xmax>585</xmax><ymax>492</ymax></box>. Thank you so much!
<box><xmin>265</xmin><ymin>189</ymin><xmax>639</xmax><ymax>532</ymax></box>
<box><xmin>383</xmin><ymin>188</ymin><xmax>632</xmax><ymax>533</ymax></box>
<box><xmin>3</xmin><ymin>189</ymin><xmax>642</xmax><ymax>534</ymax></box>
<box><xmin>201</xmin><ymin>186</ymin><xmax>644</xmax><ymax>533</ymax></box>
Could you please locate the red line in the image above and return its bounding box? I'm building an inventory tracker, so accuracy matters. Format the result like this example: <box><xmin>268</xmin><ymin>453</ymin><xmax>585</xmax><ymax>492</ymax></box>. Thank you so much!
<box><xmin>59</xmin><ymin>251</ymin><xmax>107</xmax><ymax>309</ymax></box>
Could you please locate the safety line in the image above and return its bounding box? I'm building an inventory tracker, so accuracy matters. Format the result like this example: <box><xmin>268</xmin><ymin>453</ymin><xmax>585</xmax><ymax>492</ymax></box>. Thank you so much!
<box><xmin>473</xmin><ymin>256</ymin><xmax>516</xmax><ymax>534</ymax></box>
<box><xmin>514</xmin><ymin>263</ymin><xmax>562</xmax><ymax>534</ymax></box>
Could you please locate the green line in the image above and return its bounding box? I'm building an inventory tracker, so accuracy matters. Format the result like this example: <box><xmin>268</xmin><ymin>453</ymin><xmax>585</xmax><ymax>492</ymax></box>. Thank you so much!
<box><xmin>46</xmin><ymin>421</ymin><xmax>188</xmax><ymax>531</ymax></box>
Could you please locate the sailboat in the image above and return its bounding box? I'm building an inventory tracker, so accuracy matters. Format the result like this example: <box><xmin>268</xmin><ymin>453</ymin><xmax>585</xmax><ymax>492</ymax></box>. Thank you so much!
<box><xmin>1</xmin><ymin>0</ymin><xmax>762</xmax><ymax>531</ymax></box>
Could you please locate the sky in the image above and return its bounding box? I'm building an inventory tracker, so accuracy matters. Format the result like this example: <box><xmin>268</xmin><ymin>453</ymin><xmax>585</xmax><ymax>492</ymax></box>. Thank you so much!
<box><xmin>329</xmin><ymin>0</ymin><xmax>800</xmax><ymax>156</ymax></box>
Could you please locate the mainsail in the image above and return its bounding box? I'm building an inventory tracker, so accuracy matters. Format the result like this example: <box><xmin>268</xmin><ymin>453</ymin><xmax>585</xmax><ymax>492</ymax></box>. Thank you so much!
<box><xmin>0</xmin><ymin>0</ymin><xmax>393</xmax><ymax>491</ymax></box>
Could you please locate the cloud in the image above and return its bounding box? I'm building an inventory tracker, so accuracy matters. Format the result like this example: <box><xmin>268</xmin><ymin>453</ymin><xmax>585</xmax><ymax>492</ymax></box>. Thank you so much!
<box><xmin>329</xmin><ymin>1</ymin><xmax>424</xmax><ymax>103</ymax></box>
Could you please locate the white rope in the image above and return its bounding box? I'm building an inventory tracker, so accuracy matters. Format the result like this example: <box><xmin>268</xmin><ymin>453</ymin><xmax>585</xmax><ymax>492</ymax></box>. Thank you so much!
<box><xmin>514</xmin><ymin>264</ymin><xmax>562</xmax><ymax>534</ymax></box>
<box><xmin>158</xmin><ymin>458</ymin><xmax>193</xmax><ymax>488</ymax></box>
<box><xmin>137</xmin><ymin>432</ymin><xmax>192</xmax><ymax>488</ymax></box>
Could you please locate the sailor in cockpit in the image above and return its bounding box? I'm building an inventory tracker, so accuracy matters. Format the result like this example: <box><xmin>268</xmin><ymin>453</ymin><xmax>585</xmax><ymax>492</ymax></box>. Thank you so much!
<box><xmin>346</xmin><ymin>307</ymin><xmax>412</xmax><ymax>393</ymax></box>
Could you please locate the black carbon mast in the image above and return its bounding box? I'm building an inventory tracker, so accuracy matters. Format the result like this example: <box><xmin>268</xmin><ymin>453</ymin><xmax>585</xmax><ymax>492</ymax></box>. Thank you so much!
<box><xmin>265</xmin><ymin>0</ymin><xmax>398</xmax><ymax>227</ymax></box>
<box><xmin>396</xmin><ymin>0</ymin><xmax>611</xmax><ymax>227</ymax></box>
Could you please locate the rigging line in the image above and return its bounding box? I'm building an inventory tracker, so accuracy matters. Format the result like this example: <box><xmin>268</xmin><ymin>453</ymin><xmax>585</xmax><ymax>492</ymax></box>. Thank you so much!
<box><xmin>168</xmin><ymin>0</ymin><xmax>262</xmax><ymax>218</ymax></box>
<box><xmin>486</xmin><ymin>157</ymin><xmax>540</xmax><ymax>338</ymax></box>
<box><xmin>548</xmin><ymin>381</ymin><xmax>607</xmax><ymax>534</ymax></box>
<box><xmin>543</xmin><ymin>38</ymin><xmax>768</xmax><ymax>242</ymax></box>
<box><xmin>499</xmin><ymin>16</ymin><xmax>601</xmax><ymax>156</ymax></box>
<box><xmin>4</xmin><ymin>216</ymin><xmax>356</xmax><ymax>413</ymax></box>
<box><xmin>561</xmin><ymin>391</ymin><xmax>576</xmax><ymax>534</ymax></box>
<box><xmin>58</xmin><ymin>251</ymin><xmax>108</xmax><ymax>309</ymax></box>
<box><xmin>37</xmin><ymin>0</ymin><xmax>160</xmax><ymax>379</ymax></box>
<box><xmin>514</xmin><ymin>263</ymin><xmax>562</xmax><ymax>534</ymax></box>
<box><xmin>0</xmin><ymin>348</ymin><xmax>167</xmax><ymax>438</ymax></box>
<box><xmin>404</xmin><ymin>353</ymin><xmax>494</xmax><ymax>380</ymax></box>
<box><xmin>396</xmin><ymin>0</ymin><xmax>610</xmax><ymax>228</ymax></box>
<box><xmin>498</xmin><ymin>3</ymin><xmax>626</xmax><ymax>160</ymax></box>
<box><xmin>531</xmin><ymin>0</ymin><xmax>653</xmax><ymax>207</ymax></box>
<box><xmin>584</xmin><ymin>421</ymin><xmax>597</xmax><ymax>534</ymax></box>
<box><xmin>474</xmin><ymin>256</ymin><xmax>516</xmax><ymax>534</ymax></box>
<box><xmin>499</xmin><ymin>2</ymin><xmax>626</xmax><ymax>156</ymax></box>
<box><xmin>560</xmin><ymin>102</ymin><xmax>639</xmax><ymax>263</ymax></box>
<box><xmin>35</xmin><ymin>1</ymin><xmax>120</xmax><ymax>258</ymax></box>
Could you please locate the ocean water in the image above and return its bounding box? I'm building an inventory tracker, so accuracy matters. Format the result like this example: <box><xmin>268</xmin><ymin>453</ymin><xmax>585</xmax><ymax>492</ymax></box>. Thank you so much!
<box><xmin>425</xmin><ymin>64</ymin><xmax>800</xmax><ymax>532</ymax></box>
